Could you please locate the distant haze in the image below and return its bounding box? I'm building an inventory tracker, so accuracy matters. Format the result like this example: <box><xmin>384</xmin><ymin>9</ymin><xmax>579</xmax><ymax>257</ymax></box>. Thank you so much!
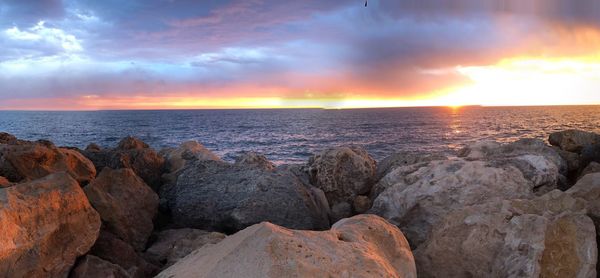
<box><xmin>1</xmin><ymin>0</ymin><xmax>600</xmax><ymax>109</ymax></box>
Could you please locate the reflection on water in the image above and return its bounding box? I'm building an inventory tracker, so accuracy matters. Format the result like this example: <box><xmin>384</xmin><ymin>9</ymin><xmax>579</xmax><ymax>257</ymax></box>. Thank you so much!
<box><xmin>0</xmin><ymin>106</ymin><xmax>599</xmax><ymax>164</ymax></box>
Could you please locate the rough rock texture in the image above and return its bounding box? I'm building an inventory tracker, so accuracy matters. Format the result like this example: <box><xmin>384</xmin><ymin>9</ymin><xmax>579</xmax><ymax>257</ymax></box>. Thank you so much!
<box><xmin>81</xmin><ymin>137</ymin><xmax>165</xmax><ymax>190</ymax></box>
<box><xmin>0</xmin><ymin>140</ymin><xmax>96</xmax><ymax>184</ymax></box>
<box><xmin>70</xmin><ymin>255</ymin><xmax>131</xmax><ymax>278</ymax></box>
<box><xmin>234</xmin><ymin>151</ymin><xmax>275</xmax><ymax>170</ymax></box>
<box><xmin>581</xmin><ymin>144</ymin><xmax>600</xmax><ymax>169</ymax></box>
<box><xmin>307</xmin><ymin>146</ymin><xmax>377</xmax><ymax>210</ymax></box>
<box><xmin>415</xmin><ymin>191</ymin><xmax>597</xmax><ymax>278</ymax></box>
<box><xmin>376</xmin><ymin>152</ymin><xmax>447</xmax><ymax>181</ymax></box>
<box><xmin>370</xmin><ymin>159</ymin><xmax>534</xmax><ymax>247</ymax></box>
<box><xmin>156</xmin><ymin>214</ymin><xmax>416</xmax><ymax>278</ymax></box>
<box><xmin>549</xmin><ymin>129</ymin><xmax>600</xmax><ymax>153</ymax></box>
<box><xmin>459</xmin><ymin>138</ymin><xmax>566</xmax><ymax>192</ymax></box>
<box><xmin>0</xmin><ymin>173</ymin><xmax>101</xmax><ymax>278</ymax></box>
<box><xmin>0</xmin><ymin>176</ymin><xmax>10</xmax><ymax>187</ymax></box>
<box><xmin>144</xmin><ymin>229</ymin><xmax>226</xmax><ymax>268</ymax></box>
<box><xmin>160</xmin><ymin>141</ymin><xmax>221</xmax><ymax>173</ymax></box>
<box><xmin>0</xmin><ymin>132</ymin><xmax>18</xmax><ymax>144</ymax></box>
<box><xmin>90</xmin><ymin>230</ymin><xmax>159</xmax><ymax>278</ymax></box>
<box><xmin>579</xmin><ymin>162</ymin><xmax>600</xmax><ymax>181</ymax></box>
<box><xmin>84</xmin><ymin>168</ymin><xmax>159</xmax><ymax>251</ymax></box>
<box><xmin>568</xmin><ymin>173</ymin><xmax>600</xmax><ymax>233</ymax></box>
<box><xmin>554</xmin><ymin>147</ymin><xmax>581</xmax><ymax>175</ymax></box>
<box><xmin>167</xmin><ymin>159</ymin><xmax>329</xmax><ymax>233</ymax></box>
<box><xmin>353</xmin><ymin>195</ymin><xmax>372</xmax><ymax>214</ymax></box>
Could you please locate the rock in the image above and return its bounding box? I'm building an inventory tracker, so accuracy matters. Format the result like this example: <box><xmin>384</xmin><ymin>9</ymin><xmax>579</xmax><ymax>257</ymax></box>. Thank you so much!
<box><xmin>581</xmin><ymin>144</ymin><xmax>600</xmax><ymax>169</ymax></box>
<box><xmin>118</xmin><ymin>136</ymin><xmax>150</xmax><ymax>150</ymax></box>
<box><xmin>156</xmin><ymin>214</ymin><xmax>416</xmax><ymax>278</ymax></box>
<box><xmin>81</xmin><ymin>137</ymin><xmax>165</xmax><ymax>190</ymax></box>
<box><xmin>370</xmin><ymin>159</ymin><xmax>534</xmax><ymax>247</ymax></box>
<box><xmin>0</xmin><ymin>132</ymin><xmax>18</xmax><ymax>144</ymax></box>
<box><xmin>553</xmin><ymin>147</ymin><xmax>581</xmax><ymax>174</ymax></box>
<box><xmin>160</xmin><ymin>141</ymin><xmax>221</xmax><ymax>174</ymax></box>
<box><xmin>549</xmin><ymin>129</ymin><xmax>600</xmax><ymax>153</ymax></box>
<box><xmin>377</xmin><ymin>152</ymin><xmax>447</xmax><ymax>180</ymax></box>
<box><xmin>234</xmin><ymin>151</ymin><xmax>275</xmax><ymax>170</ymax></box>
<box><xmin>579</xmin><ymin>162</ymin><xmax>600</xmax><ymax>181</ymax></box>
<box><xmin>90</xmin><ymin>230</ymin><xmax>159</xmax><ymax>278</ymax></box>
<box><xmin>85</xmin><ymin>143</ymin><xmax>102</xmax><ymax>151</ymax></box>
<box><xmin>0</xmin><ymin>140</ymin><xmax>96</xmax><ymax>184</ymax></box>
<box><xmin>167</xmin><ymin>159</ymin><xmax>329</xmax><ymax>233</ymax></box>
<box><xmin>70</xmin><ymin>255</ymin><xmax>131</xmax><ymax>278</ymax></box>
<box><xmin>459</xmin><ymin>138</ymin><xmax>566</xmax><ymax>192</ymax></box>
<box><xmin>144</xmin><ymin>229</ymin><xmax>226</xmax><ymax>268</ymax></box>
<box><xmin>330</xmin><ymin>201</ymin><xmax>353</xmax><ymax>223</ymax></box>
<box><xmin>84</xmin><ymin>168</ymin><xmax>159</xmax><ymax>251</ymax></box>
<box><xmin>567</xmin><ymin>173</ymin><xmax>600</xmax><ymax>239</ymax></box>
<box><xmin>0</xmin><ymin>173</ymin><xmax>101</xmax><ymax>277</ymax></box>
<box><xmin>415</xmin><ymin>191</ymin><xmax>597</xmax><ymax>278</ymax></box>
<box><xmin>0</xmin><ymin>176</ymin><xmax>10</xmax><ymax>187</ymax></box>
<box><xmin>307</xmin><ymin>146</ymin><xmax>377</xmax><ymax>210</ymax></box>
<box><xmin>353</xmin><ymin>195</ymin><xmax>372</xmax><ymax>213</ymax></box>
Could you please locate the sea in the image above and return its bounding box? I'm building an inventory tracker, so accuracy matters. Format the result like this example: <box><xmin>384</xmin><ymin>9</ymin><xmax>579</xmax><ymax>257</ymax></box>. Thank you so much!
<box><xmin>1</xmin><ymin>106</ymin><xmax>599</xmax><ymax>164</ymax></box>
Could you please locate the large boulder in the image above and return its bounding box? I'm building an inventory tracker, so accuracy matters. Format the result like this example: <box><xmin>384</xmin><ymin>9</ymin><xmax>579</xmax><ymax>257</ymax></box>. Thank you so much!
<box><xmin>568</xmin><ymin>173</ymin><xmax>600</xmax><ymax>238</ymax></box>
<box><xmin>579</xmin><ymin>162</ymin><xmax>600</xmax><ymax>181</ymax></box>
<box><xmin>0</xmin><ymin>132</ymin><xmax>18</xmax><ymax>144</ymax></box>
<box><xmin>581</xmin><ymin>144</ymin><xmax>600</xmax><ymax>169</ymax></box>
<box><xmin>549</xmin><ymin>129</ymin><xmax>600</xmax><ymax>153</ymax></box>
<box><xmin>370</xmin><ymin>159</ymin><xmax>534</xmax><ymax>247</ymax></box>
<box><xmin>144</xmin><ymin>229</ymin><xmax>226</xmax><ymax>268</ymax></box>
<box><xmin>89</xmin><ymin>230</ymin><xmax>159</xmax><ymax>278</ymax></box>
<box><xmin>0</xmin><ymin>173</ymin><xmax>101</xmax><ymax>277</ymax></box>
<box><xmin>376</xmin><ymin>152</ymin><xmax>447</xmax><ymax>181</ymax></box>
<box><xmin>234</xmin><ymin>151</ymin><xmax>275</xmax><ymax>170</ymax></box>
<box><xmin>167</xmin><ymin>159</ymin><xmax>329</xmax><ymax>233</ymax></box>
<box><xmin>81</xmin><ymin>137</ymin><xmax>165</xmax><ymax>190</ymax></box>
<box><xmin>156</xmin><ymin>214</ymin><xmax>416</xmax><ymax>278</ymax></box>
<box><xmin>0</xmin><ymin>140</ymin><xmax>96</xmax><ymax>184</ymax></box>
<box><xmin>84</xmin><ymin>168</ymin><xmax>159</xmax><ymax>251</ymax></box>
<box><xmin>160</xmin><ymin>141</ymin><xmax>221</xmax><ymax>174</ymax></box>
<box><xmin>306</xmin><ymin>146</ymin><xmax>377</xmax><ymax>213</ymax></box>
<box><xmin>459</xmin><ymin>138</ymin><xmax>566</xmax><ymax>192</ymax></box>
<box><xmin>415</xmin><ymin>191</ymin><xmax>597</xmax><ymax>278</ymax></box>
<box><xmin>70</xmin><ymin>255</ymin><xmax>131</xmax><ymax>278</ymax></box>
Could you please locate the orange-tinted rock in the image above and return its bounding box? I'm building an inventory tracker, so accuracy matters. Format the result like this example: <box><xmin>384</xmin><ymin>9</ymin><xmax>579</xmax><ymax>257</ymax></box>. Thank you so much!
<box><xmin>90</xmin><ymin>230</ymin><xmax>159</xmax><ymax>278</ymax></box>
<box><xmin>157</xmin><ymin>214</ymin><xmax>416</xmax><ymax>278</ymax></box>
<box><xmin>70</xmin><ymin>255</ymin><xmax>131</xmax><ymax>278</ymax></box>
<box><xmin>0</xmin><ymin>140</ymin><xmax>96</xmax><ymax>184</ymax></box>
<box><xmin>118</xmin><ymin>136</ymin><xmax>150</xmax><ymax>150</ymax></box>
<box><xmin>0</xmin><ymin>173</ymin><xmax>101</xmax><ymax>277</ymax></box>
<box><xmin>84</xmin><ymin>168</ymin><xmax>159</xmax><ymax>251</ymax></box>
<box><xmin>0</xmin><ymin>176</ymin><xmax>10</xmax><ymax>187</ymax></box>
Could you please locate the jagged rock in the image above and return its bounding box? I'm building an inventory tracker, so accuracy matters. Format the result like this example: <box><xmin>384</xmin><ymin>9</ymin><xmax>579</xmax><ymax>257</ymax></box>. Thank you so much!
<box><xmin>353</xmin><ymin>195</ymin><xmax>372</xmax><ymax>213</ymax></box>
<box><xmin>234</xmin><ymin>151</ymin><xmax>275</xmax><ymax>170</ymax></box>
<box><xmin>0</xmin><ymin>173</ymin><xmax>101</xmax><ymax>277</ymax></box>
<box><xmin>549</xmin><ymin>129</ymin><xmax>600</xmax><ymax>153</ymax></box>
<box><xmin>415</xmin><ymin>191</ymin><xmax>597</xmax><ymax>278</ymax></box>
<box><xmin>579</xmin><ymin>162</ymin><xmax>600</xmax><ymax>181</ymax></box>
<box><xmin>81</xmin><ymin>137</ymin><xmax>165</xmax><ymax>190</ymax></box>
<box><xmin>307</xmin><ymin>146</ymin><xmax>377</xmax><ymax>210</ymax></box>
<box><xmin>70</xmin><ymin>255</ymin><xmax>131</xmax><ymax>278</ymax></box>
<box><xmin>90</xmin><ymin>230</ymin><xmax>159</xmax><ymax>278</ymax></box>
<box><xmin>84</xmin><ymin>168</ymin><xmax>159</xmax><ymax>251</ymax></box>
<box><xmin>377</xmin><ymin>152</ymin><xmax>447</xmax><ymax>180</ymax></box>
<box><xmin>0</xmin><ymin>140</ymin><xmax>96</xmax><ymax>184</ymax></box>
<box><xmin>0</xmin><ymin>176</ymin><xmax>10</xmax><ymax>187</ymax></box>
<box><xmin>144</xmin><ymin>229</ymin><xmax>226</xmax><ymax>268</ymax></box>
<box><xmin>167</xmin><ymin>159</ymin><xmax>329</xmax><ymax>233</ymax></box>
<box><xmin>160</xmin><ymin>141</ymin><xmax>221</xmax><ymax>174</ymax></box>
<box><xmin>459</xmin><ymin>138</ymin><xmax>566</xmax><ymax>192</ymax></box>
<box><xmin>0</xmin><ymin>132</ymin><xmax>18</xmax><ymax>144</ymax></box>
<box><xmin>370</xmin><ymin>159</ymin><xmax>534</xmax><ymax>247</ymax></box>
<box><xmin>156</xmin><ymin>215</ymin><xmax>416</xmax><ymax>278</ymax></box>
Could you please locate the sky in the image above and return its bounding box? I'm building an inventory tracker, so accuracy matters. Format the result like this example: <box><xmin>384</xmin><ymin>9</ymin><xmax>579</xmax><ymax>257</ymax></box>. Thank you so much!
<box><xmin>1</xmin><ymin>0</ymin><xmax>600</xmax><ymax>110</ymax></box>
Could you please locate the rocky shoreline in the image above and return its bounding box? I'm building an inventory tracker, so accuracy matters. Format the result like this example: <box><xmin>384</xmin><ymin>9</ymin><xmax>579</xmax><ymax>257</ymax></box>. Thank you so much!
<box><xmin>1</xmin><ymin>129</ymin><xmax>600</xmax><ymax>277</ymax></box>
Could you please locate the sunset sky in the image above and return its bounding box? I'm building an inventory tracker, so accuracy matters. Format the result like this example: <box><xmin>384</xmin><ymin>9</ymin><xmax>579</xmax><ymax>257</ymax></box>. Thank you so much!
<box><xmin>1</xmin><ymin>0</ymin><xmax>600</xmax><ymax>110</ymax></box>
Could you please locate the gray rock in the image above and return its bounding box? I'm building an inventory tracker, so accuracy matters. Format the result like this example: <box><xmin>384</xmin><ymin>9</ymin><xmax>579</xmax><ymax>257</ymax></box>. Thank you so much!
<box><xmin>415</xmin><ymin>191</ymin><xmax>596</xmax><ymax>278</ymax></box>
<box><xmin>353</xmin><ymin>195</ymin><xmax>372</xmax><ymax>214</ymax></box>
<box><xmin>167</xmin><ymin>159</ymin><xmax>330</xmax><ymax>233</ymax></box>
<box><xmin>581</xmin><ymin>144</ymin><xmax>600</xmax><ymax>169</ymax></box>
<box><xmin>307</xmin><ymin>146</ymin><xmax>377</xmax><ymax>209</ymax></box>
<box><xmin>144</xmin><ymin>229</ymin><xmax>226</xmax><ymax>268</ymax></box>
<box><xmin>370</xmin><ymin>159</ymin><xmax>534</xmax><ymax>247</ymax></box>
<box><xmin>330</xmin><ymin>201</ymin><xmax>353</xmax><ymax>223</ymax></box>
<box><xmin>579</xmin><ymin>162</ymin><xmax>600</xmax><ymax>181</ymax></box>
<box><xmin>70</xmin><ymin>255</ymin><xmax>131</xmax><ymax>278</ymax></box>
<box><xmin>377</xmin><ymin>152</ymin><xmax>447</xmax><ymax>181</ymax></box>
<box><xmin>549</xmin><ymin>129</ymin><xmax>600</xmax><ymax>153</ymax></box>
<box><xmin>234</xmin><ymin>151</ymin><xmax>275</xmax><ymax>170</ymax></box>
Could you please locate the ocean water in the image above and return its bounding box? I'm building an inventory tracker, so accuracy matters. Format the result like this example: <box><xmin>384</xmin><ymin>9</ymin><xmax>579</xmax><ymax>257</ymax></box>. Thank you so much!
<box><xmin>1</xmin><ymin>106</ymin><xmax>599</xmax><ymax>164</ymax></box>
